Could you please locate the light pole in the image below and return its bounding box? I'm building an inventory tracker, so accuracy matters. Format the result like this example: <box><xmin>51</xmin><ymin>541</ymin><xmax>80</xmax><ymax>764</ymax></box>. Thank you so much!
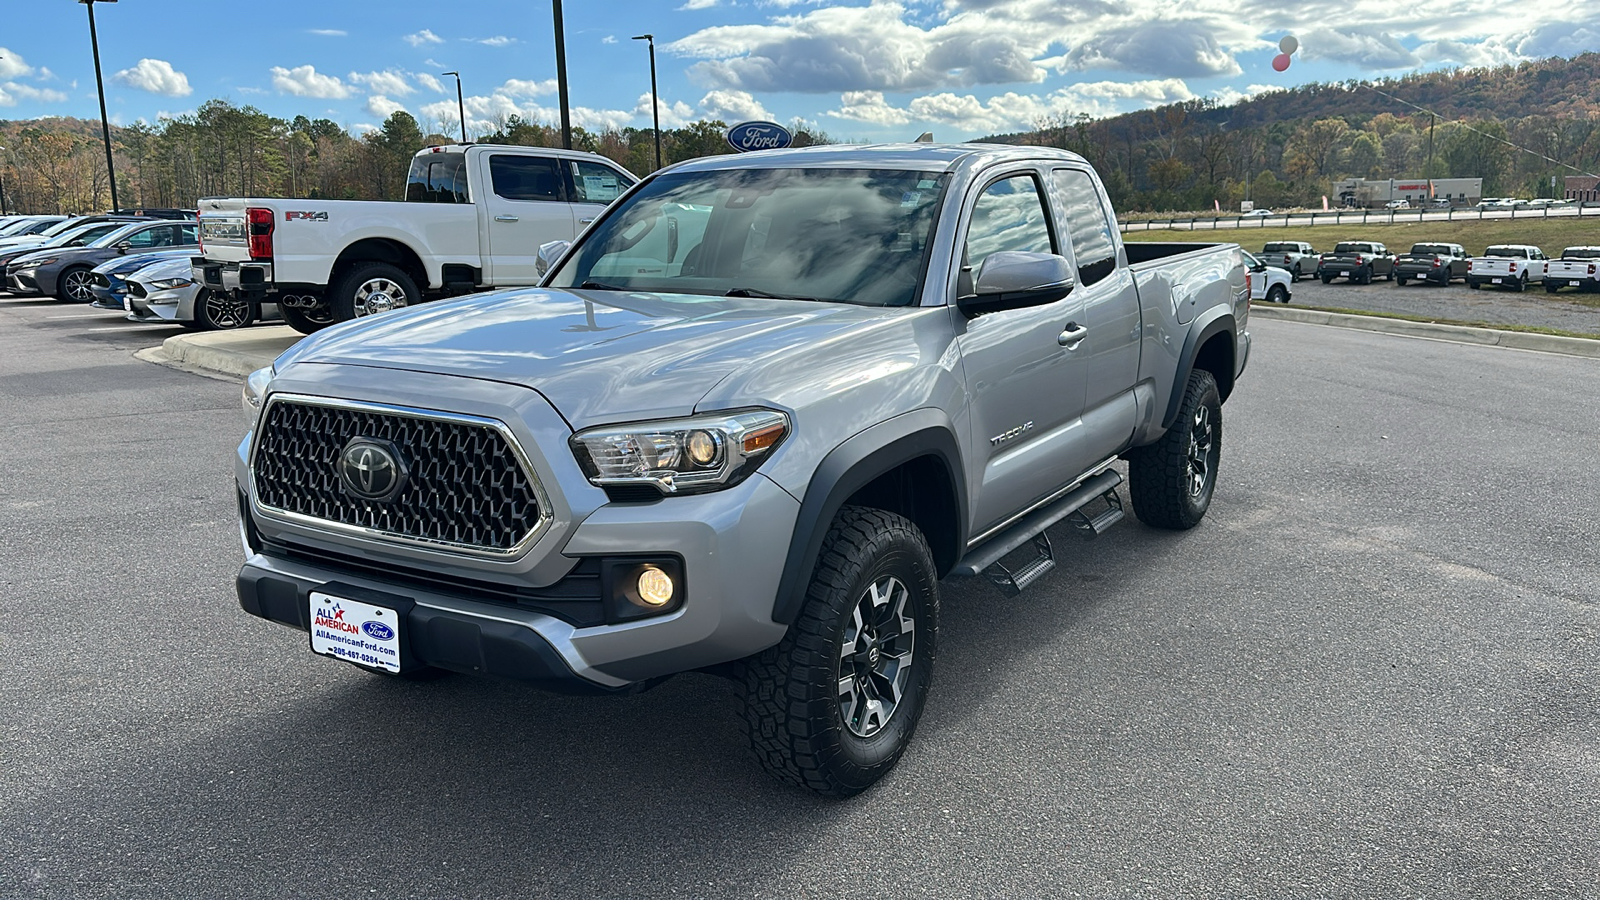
<box><xmin>80</xmin><ymin>0</ymin><xmax>120</xmax><ymax>212</ymax></box>
<box><xmin>552</xmin><ymin>0</ymin><xmax>572</xmax><ymax>149</ymax></box>
<box><xmin>442</xmin><ymin>71</ymin><xmax>467</xmax><ymax>143</ymax></box>
<box><xmin>632</xmin><ymin>34</ymin><xmax>661</xmax><ymax>171</ymax></box>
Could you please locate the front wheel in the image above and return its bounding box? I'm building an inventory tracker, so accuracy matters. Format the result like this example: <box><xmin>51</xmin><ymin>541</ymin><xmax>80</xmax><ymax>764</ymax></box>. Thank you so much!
<box><xmin>281</xmin><ymin>305</ymin><xmax>336</xmax><ymax>335</ymax></box>
<box><xmin>738</xmin><ymin>507</ymin><xmax>938</xmax><ymax>797</ymax></box>
<box><xmin>56</xmin><ymin>266</ymin><xmax>96</xmax><ymax>303</ymax></box>
<box><xmin>192</xmin><ymin>288</ymin><xmax>255</xmax><ymax>331</ymax></box>
<box><xmin>1127</xmin><ymin>369</ymin><xmax>1222</xmax><ymax>530</ymax></box>
<box><xmin>1266</xmin><ymin>284</ymin><xmax>1288</xmax><ymax>304</ymax></box>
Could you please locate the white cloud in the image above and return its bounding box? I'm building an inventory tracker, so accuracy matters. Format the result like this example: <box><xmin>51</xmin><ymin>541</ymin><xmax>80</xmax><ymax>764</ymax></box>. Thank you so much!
<box><xmin>602</xmin><ymin>35</ymin><xmax>618</xmax><ymax>44</ymax></box>
<box><xmin>0</xmin><ymin>48</ymin><xmax>34</xmax><ymax>79</ymax></box>
<box><xmin>416</xmin><ymin>78</ymin><xmax>637</xmax><ymax>135</ymax></box>
<box><xmin>308</xmin><ymin>28</ymin><xmax>347</xmax><ymax>37</ymax></box>
<box><xmin>634</xmin><ymin>92</ymin><xmax>696</xmax><ymax>128</ymax></box>
<box><xmin>0</xmin><ymin>81</ymin><xmax>70</xmax><ymax>106</ymax></box>
<box><xmin>113</xmin><ymin>58</ymin><xmax>193</xmax><ymax>97</ymax></box>
<box><xmin>1300</xmin><ymin>27</ymin><xmax>1419</xmax><ymax>69</ymax></box>
<box><xmin>349</xmin><ymin>70</ymin><xmax>414</xmax><ymax>97</ymax></box>
<box><xmin>828</xmin><ymin>91</ymin><xmax>913</xmax><ymax>126</ymax></box>
<box><xmin>414</xmin><ymin>72</ymin><xmax>444</xmax><ymax>93</ymax></box>
<box><xmin>679</xmin><ymin>0</ymin><xmax>720</xmax><ymax>8</ymax></box>
<box><xmin>352</xmin><ymin>122</ymin><xmax>380</xmax><ymax>134</ymax></box>
<box><xmin>476</xmin><ymin>36</ymin><xmax>518</xmax><ymax>47</ymax></box>
<box><xmin>405</xmin><ymin>29</ymin><xmax>444</xmax><ymax>47</ymax></box>
<box><xmin>270</xmin><ymin>65</ymin><xmax>352</xmax><ymax>99</ymax></box>
<box><xmin>1209</xmin><ymin>83</ymin><xmax>1280</xmax><ymax>106</ymax></box>
<box><xmin>366</xmin><ymin>95</ymin><xmax>407</xmax><ymax>119</ymax></box>
<box><xmin>1058</xmin><ymin>20</ymin><xmax>1243</xmax><ymax>78</ymax></box>
<box><xmin>500</xmin><ymin>78</ymin><xmax>558</xmax><ymax>98</ymax></box>
<box><xmin>698</xmin><ymin>89</ymin><xmax>772</xmax><ymax>122</ymax></box>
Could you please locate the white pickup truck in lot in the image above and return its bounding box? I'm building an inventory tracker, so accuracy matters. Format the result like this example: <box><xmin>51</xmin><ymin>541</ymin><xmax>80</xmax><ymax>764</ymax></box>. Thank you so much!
<box><xmin>1466</xmin><ymin>244</ymin><xmax>1549</xmax><ymax>292</ymax></box>
<box><xmin>193</xmin><ymin>144</ymin><xmax>637</xmax><ymax>332</ymax></box>
<box><xmin>1543</xmin><ymin>246</ymin><xmax>1600</xmax><ymax>293</ymax></box>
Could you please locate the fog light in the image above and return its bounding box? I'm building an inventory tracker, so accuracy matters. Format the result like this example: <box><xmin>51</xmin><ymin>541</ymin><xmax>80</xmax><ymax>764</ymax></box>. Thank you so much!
<box><xmin>636</xmin><ymin>566</ymin><xmax>675</xmax><ymax>607</ymax></box>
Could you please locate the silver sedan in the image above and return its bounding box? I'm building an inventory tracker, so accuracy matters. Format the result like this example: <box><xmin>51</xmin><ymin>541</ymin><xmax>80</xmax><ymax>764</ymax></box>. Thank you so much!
<box><xmin>122</xmin><ymin>255</ymin><xmax>279</xmax><ymax>330</ymax></box>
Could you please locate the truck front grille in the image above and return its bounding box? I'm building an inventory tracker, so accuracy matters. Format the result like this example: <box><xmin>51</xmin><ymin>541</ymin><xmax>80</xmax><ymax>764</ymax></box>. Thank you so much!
<box><xmin>252</xmin><ymin>397</ymin><xmax>548</xmax><ymax>556</ymax></box>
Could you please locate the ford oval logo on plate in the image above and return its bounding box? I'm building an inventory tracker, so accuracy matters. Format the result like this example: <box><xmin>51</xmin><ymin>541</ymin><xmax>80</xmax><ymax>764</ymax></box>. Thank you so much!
<box><xmin>725</xmin><ymin>121</ymin><xmax>793</xmax><ymax>153</ymax></box>
<box><xmin>362</xmin><ymin>620</ymin><xmax>395</xmax><ymax>641</ymax></box>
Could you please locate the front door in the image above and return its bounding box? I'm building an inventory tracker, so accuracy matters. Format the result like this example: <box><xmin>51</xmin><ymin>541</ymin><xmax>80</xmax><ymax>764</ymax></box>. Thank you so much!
<box><xmin>480</xmin><ymin>152</ymin><xmax>576</xmax><ymax>284</ymax></box>
<box><xmin>956</xmin><ymin>170</ymin><xmax>1090</xmax><ymax>534</ymax></box>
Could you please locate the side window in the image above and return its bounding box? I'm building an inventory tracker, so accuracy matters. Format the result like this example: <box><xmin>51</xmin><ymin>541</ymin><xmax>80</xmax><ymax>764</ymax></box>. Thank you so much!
<box><xmin>963</xmin><ymin>174</ymin><xmax>1053</xmax><ymax>288</ymax></box>
<box><xmin>124</xmin><ymin>227</ymin><xmax>164</xmax><ymax>248</ymax></box>
<box><xmin>178</xmin><ymin>223</ymin><xmax>199</xmax><ymax>245</ymax></box>
<box><xmin>569</xmin><ymin>160</ymin><xmax>632</xmax><ymax>203</ymax></box>
<box><xmin>1051</xmin><ymin>169</ymin><xmax>1118</xmax><ymax>286</ymax></box>
<box><xmin>489</xmin><ymin>155</ymin><xmax>564</xmax><ymax>202</ymax></box>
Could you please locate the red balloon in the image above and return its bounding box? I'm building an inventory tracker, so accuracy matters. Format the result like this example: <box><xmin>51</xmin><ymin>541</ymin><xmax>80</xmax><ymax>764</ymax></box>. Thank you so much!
<box><xmin>1272</xmin><ymin>53</ymin><xmax>1292</xmax><ymax>72</ymax></box>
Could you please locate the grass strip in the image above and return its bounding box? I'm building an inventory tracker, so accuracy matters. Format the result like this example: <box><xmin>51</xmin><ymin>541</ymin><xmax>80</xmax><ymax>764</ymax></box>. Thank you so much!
<box><xmin>1271</xmin><ymin>303</ymin><xmax>1600</xmax><ymax>340</ymax></box>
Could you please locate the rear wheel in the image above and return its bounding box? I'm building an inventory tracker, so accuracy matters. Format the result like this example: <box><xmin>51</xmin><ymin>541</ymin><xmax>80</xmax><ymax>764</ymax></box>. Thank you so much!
<box><xmin>1290</xmin><ymin>264</ymin><xmax>1302</xmax><ymax>282</ymax></box>
<box><xmin>1127</xmin><ymin>369</ymin><xmax>1222</xmax><ymax>531</ymax></box>
<box><xmin>1396</xmin><ymin>276</ymin><xmax>1408</xmax><ymax>286</ymax></box>
<box><xmin>1545</xmin><ymin>282</ymin><xmax>1558</xmax><ymax>294</ymax></box>
<box><xmin>331</xmin><ymin>262</ymin><xmax>419</xmax><ymax>323</ymax></box>
<box><xmin>738</xmin><ymin>507</ymin><xmax>938</xmax><ymax>797</ymax></box>
<box><xmin>192</xmin><ymin>288</ymin><xmax>255</xmax><ymax>331</ymax></box>
<box><xmin>281</xmin><ymin>305</ymin><xmax>336</xmax><ymax>335</ymax></box>
<box><xmin>1513</xmin><ymin>273</ymin><xmax>1527</xmax><ymax>292</ymax></box>
<box><xmin>1469</xmin><ymin>280</ymin><xmax>1481</xmax><ymax>290</ymax></box>
<box><xmin>56</xmin><ymin>266</ymin><xmax>96</xmax><ymax>303</ymax></box>
<box><xmin>1321</xmin><ymin>273</ymin><xmax>1334</xmax><ymax>284</ymax></box>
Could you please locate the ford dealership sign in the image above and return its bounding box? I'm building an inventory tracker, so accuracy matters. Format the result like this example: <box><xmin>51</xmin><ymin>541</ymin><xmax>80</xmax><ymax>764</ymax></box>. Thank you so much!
<box><xmin>725</xmin><ymin>121</ymin><xmax>793</xmax><ymax>153</ymax></box>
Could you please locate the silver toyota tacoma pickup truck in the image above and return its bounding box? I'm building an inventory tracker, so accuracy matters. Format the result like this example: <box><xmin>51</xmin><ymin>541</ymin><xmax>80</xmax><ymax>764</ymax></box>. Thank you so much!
<box><xmin>234</xmin><ymin>144</ymin><xmax>1250</xmax><ymax>796</ymax></box>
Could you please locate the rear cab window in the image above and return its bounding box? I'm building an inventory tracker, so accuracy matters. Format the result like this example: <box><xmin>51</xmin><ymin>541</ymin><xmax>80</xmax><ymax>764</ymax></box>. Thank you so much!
<box><xmin>1484</xmin><ymin>246</ymin><xmax>1527</xmax><ymax>258</ymax></box>
<box><xmin>405</xmin><ymin>151</ymin><xmax>470</xmax><ymax>203</ymax></box>
<box><xmin>1051</xmin><ymin>169</ymin><xmax>1118</xmax><ymax>286</ymax></box>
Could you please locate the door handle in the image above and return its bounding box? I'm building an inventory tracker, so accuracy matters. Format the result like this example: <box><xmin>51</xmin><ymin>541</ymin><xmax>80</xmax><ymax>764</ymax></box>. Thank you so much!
<box><xmin>494</xmin><ymin>215</ymin><xmax>519</xmax><ymax>222</ymax></box>
<box><xmin>1058</xmin><ymin>323</ymin><xmax>1088</xmax><ymax>348</ymax></box>
<box><xmin>578</xmin><ymin>216</ymin><xmax>595</xmax><ymax>224</ymax></box>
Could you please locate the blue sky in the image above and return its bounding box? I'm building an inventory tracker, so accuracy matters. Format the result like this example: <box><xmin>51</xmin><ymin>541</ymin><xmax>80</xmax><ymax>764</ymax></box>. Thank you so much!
<box><xmin>1</xmin><ymin>0</ymin><xmax>1594</xmax><ymax>141</ymax></box>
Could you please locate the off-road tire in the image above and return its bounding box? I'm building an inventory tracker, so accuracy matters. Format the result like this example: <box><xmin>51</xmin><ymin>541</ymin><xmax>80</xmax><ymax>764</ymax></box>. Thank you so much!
<box><xmin>281</xmin><ymin>305</ymin><xmax>336</xmax><ymax>335</ymax></box>
<box><xmin>330</xmin><ymin>262</ymin><xmax>419</xmax><ymax>323</ymax></box>
<box><xmin>1321</xmin><ymin>273</ymin><xmax>1333</xmax><ymax>284</ymax></box>
<box><xmin>738</xmin><ymin>506</ymin><xmax>939</xmax><ymax>798</ymax></box>
<box><xmin>1266</xmin><ymin>284</ymin><xmax>1288</xmax><ymax>304</ymax></box>
<box><xmin>1396</xmin><ymin>276</ymin><xmax>1408</xmax><ymax>286</ymax></box>
<box><xmin>1127</xmin><ymin>369</ymin><xmax>1222</xmax><ymax>530</ymax></box>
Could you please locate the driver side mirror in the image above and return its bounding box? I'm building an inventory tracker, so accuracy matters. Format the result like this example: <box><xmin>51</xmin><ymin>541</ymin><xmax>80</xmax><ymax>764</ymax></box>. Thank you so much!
<box><xmin>958</xmin><ymin>251</ymin><xmax>1075</xmax><ymax>317</ymax></box>
<box><xmin>535</xmin><ymin>240</ymin><xmax>570</xmax><ymax>280</ymax></box>
<box><xmin>115</xmin><ymin>241</ymin><xmax>132</xmax><ymax>254</ymax></box>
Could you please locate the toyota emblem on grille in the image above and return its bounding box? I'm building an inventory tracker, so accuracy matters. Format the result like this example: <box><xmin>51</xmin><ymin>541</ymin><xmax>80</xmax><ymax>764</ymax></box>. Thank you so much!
<box><xmin>338</xmin><ymin>438</ymin><xmax>409</xmax><ymax>502</ymax></box>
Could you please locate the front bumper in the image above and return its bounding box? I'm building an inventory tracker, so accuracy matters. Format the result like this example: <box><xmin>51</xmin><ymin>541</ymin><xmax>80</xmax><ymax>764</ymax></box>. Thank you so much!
<box><xmin>7</xmin><ymin>268</ymin><xmax>42</xmax><ymax>294</ymax></box>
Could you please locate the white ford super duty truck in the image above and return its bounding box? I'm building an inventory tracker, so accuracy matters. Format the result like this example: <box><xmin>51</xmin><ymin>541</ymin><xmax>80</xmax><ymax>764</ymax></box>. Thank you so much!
<box><xmin>192</xmin><ymin>144</ymin><xmax>637</xmax><ymax>333</ymax></box>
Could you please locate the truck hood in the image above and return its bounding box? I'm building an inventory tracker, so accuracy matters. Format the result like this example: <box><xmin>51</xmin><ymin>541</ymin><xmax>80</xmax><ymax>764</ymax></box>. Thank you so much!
<box><xmin>276</xmin><ymin>286</ymin><xmax>912</xmax><ymax>427</ymax></box>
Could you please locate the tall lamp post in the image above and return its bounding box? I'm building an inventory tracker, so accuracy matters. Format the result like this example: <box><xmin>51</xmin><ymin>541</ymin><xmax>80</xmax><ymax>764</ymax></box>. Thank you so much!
<box><xmin>80</xmin><ymin>0</ymin><xmax>120</xmax><ymax>213</ymax></box>
<box><xmin>442</xmin><ymin>71</ymin><xmax>467</xmax><ymax>143</ymax></box>
<box><xmin>632</xmin><ymin>34</ymin><xmax>661</xmax><ymax>171</ymax></box>
<box><xmin>552</xmin><ymin>0</ymin><xmax>572</xmax><ymax>149</ymax></box>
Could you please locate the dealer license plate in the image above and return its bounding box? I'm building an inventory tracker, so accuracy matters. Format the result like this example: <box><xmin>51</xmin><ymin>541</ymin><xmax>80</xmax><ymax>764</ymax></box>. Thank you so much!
<box><xmin>123</xmin><ymin>296</ymin><xmax>132</xmax><ymax>312</ymax></box>
<box><xmin>308</xmin><ymin>592</ymin><xmax>402</xmax><ymax>673</ymax></box>
<box><xmin>1491</xmin><ymin>278</ymin><xmax>1502</xmax><ymax>284</ymax></box>
<box><xmin>1572</xmin><ymin>281</ymin><xmax>1582</xmax><ymax>287</ymax></box>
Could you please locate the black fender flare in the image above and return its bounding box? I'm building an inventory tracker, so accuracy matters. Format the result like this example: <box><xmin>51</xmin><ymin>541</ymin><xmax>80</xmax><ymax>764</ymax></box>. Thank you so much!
<box><xmin>772</xmin><ymin>409</ymin><xmax>967</xmax><ymax>626</ymax></box>
<box><xmin>1162</xmin><ymin>309</ymin><xmax>1236</xmax><ymax>429</ymax></box>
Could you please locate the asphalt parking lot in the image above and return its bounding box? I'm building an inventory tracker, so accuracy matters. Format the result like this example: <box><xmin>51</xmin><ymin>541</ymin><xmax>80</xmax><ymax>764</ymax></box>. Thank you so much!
<box><xmin>2</xmin><ymin>292</ymin><xmax>1598</xmax><ymax>898</ymax></box>
<box><xmin>1284</xmin><ymin>275</ymin><xmax>1600</xmax><ymax>335</ymax></box>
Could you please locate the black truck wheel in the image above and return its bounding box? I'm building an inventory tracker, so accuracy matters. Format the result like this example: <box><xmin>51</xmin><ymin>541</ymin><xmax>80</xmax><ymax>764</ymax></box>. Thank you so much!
<box><xmin>330</xmin><ymin>262</ymin><xmax>419</xmax><ymax>323</ymax></box>
<box><xmin>1396</xmin><ymin>275</ymin><xmax>1408</xmax><ymax>286</ymax></box>
<box><xmin>1127</xmin><ymin>369</ymin><xmax>1222</xmax><ymax>530</ymax></box>
<box><xmin>1513</xmin><ymin>272</ymin><xmax>1527</xmax><ymax>293</ymax></box>
<box><xmin>281</xmin><ymin>305</ymin><xmax>336</xmax><ymax>335</ymax></box>
<box><xmin>738</xmin><ymin>506</ymin><xmax>938</xmax><ymax>798</ymax></box>
<box><xmin>1321</xmin><ymin>273</ymin><xmax>1333</xmax><ymax>284</ymax></box>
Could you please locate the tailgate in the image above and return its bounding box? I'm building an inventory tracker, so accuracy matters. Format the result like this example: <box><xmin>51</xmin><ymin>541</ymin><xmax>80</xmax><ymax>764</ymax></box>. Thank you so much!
<box><xmin>197</xmin><ymin>199</ymin><xmax>254</xmax><ymax>264</ymax></box>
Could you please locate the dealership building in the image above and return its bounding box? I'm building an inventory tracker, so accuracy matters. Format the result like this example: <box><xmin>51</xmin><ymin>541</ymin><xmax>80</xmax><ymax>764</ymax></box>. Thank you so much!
<box><xmin>1565</xmin><ymin>176</ymin><xmax>1600</xmax><ymax>202</ymax></box>
<box><xmin>1334</xmin><ymin>177</ymin><xmax>1484</xmax><ymax>208</ymax></box>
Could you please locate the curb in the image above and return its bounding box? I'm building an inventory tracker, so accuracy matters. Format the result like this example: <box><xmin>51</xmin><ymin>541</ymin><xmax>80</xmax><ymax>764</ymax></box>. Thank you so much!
<box><xmin>1249</xmin><ymin>304</ymin><xmax>1600</xmax><ymax>359</ymax></box>
<box><xmin>148</xmin><ymin>326</ymin><xmax>301</xmax><ymax>380</ymax></box>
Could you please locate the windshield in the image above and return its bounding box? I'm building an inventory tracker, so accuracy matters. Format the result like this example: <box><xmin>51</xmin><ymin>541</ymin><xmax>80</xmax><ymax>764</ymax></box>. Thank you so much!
<box><xmin>41</xmin><ymin>218</ymin><xmax>100</xmax><ymax>237</ymax></box>
<box><xmin>550</xmin><ymin>167</ymin><xmax>948</xmax><ymax>307</ymax></box>
<box><xmin>88</xmin><ymin>222</ymin><xmax>150</xmax><ymax>249</ymax></box>
<box><xmin>37</xmin><ymin>223</ymin><xmax>111</xmax><ymax>247</ymax></box>
<box><xmin>0</xmin><ymin>218</ymin><xmax>41</xmax><ymax>236</ymax></box>
<box><xmin>1484</xmin><ymin>246</ymin><xmax>1527</xmax><ymax>258</ymax></box>
<box><xmin>1562</xmin><ymin>247</ymin><xmax>1600</xmax><ymax>259</ymax></box>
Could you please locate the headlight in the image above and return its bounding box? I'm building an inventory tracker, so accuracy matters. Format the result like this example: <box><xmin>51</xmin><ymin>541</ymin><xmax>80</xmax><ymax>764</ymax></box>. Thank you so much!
<box><xmin>242</xmin><ymin>366</ymin><xmax>273</xmax><ymax>428</ymax></box>
<box><xmin>570</xmin><ymin>409</ymin><xmax>788</xmax><ymax>496</ymax></box>
<box><xmin>19</xmin><ymin>257</ymin><xmax>55</xmax><ymax>267</ymax></box>
<box><xmin>148</xmin><ymin>277</ymin><xmax>194</xmax><ymax>290</ymax></box>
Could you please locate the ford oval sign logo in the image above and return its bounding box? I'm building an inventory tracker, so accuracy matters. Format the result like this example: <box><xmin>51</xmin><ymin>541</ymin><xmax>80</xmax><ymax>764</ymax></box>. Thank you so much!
<box><xmin>362</xmin><ymin>621</ymin><xmax>395</xmax><ymax>641</ymax></box>
<box><xmin>725</xmin><ymin>121</ymin><xmax>793</xmax><ymax>153</ymax></box>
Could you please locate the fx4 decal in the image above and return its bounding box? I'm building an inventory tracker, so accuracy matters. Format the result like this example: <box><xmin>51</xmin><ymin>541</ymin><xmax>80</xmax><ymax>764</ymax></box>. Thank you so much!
<box><xmin>285</xmin><ymin>211</ymin><xmax>330</xmax><ymax>221</ymax></box>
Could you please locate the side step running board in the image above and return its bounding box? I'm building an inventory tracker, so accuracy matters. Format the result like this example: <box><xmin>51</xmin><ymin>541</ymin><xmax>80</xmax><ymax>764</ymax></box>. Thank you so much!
<box><xmin>951</xmin><ymin>470</ymin><xmax>1125</xmax><ymax>596</ymax></box>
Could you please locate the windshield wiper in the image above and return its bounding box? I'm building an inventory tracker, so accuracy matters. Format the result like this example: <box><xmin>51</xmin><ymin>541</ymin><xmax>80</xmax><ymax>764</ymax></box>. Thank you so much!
<box><xmin>724</xmin><ymin>287</ymin><xmax>819</xmax><ymax>301</ymax></box>
<box><xmin>578</xmin><ymin>279</ymin><xmax>626</xmax><ymax>291</ymax></box>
